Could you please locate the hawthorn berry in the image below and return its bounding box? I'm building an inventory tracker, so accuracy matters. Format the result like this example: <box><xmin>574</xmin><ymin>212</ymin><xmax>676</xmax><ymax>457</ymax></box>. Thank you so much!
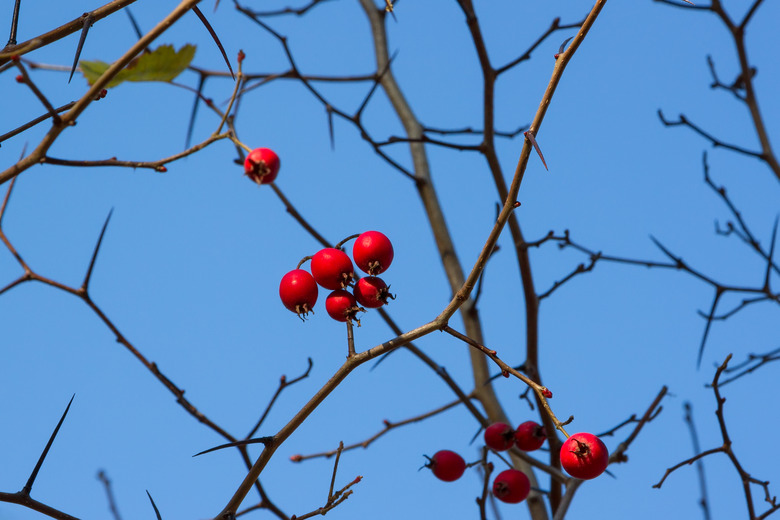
<box><xmin>484</xmin><ymin>422</ymin><xmax>515</xmax><ymax>451</ymax></box>
<box><xmin>279</xmin><ymin>269</ymin><xmax>318</xmax><ymax>318</ymax></box>
<box><xmin>426</xmin><ymin>450</ymin><xmax>466</xmax><ymax>482</ymax></box>
<box><xmin>325</xmin><ymin>289</ymin><xmax>363</xmax><ymax>323</ymax></box>
<box><xmin>311</xmin><ymin>248</ymin><xmax>354</xmax><ymax>290</ymax></box>
<box><xmin>353</xmin><ymin>231</ymin><xmax>394</xmax><ymax>275</ymax></box>
<box><xmin>560</xmin><ymin>432</ymin><xmax>609</xmax><ymax>480</ymax></box>
<box><xmin>493</xmin><ymin>469</ymin><xmax>530</xmax><ymax>504</ymax></box>
<box><xmin>244</xmin><ymin>147</ymin><xmax>280</xmax><ymax>184</ymax></box>
<box><xmin>514</xmin><ymin>421</ymin><xmax>546</xmax><ymax>452</ymax></box>
<box><xmin>352</xmin><ymin>276</ymin><xmax>393</xmax><ymax>308</ymax></box>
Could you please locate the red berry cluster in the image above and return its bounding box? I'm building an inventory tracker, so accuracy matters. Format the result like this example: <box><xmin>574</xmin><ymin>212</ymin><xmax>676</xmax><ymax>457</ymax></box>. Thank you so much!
<box><xmin>424</xmin><ymin>423</ymin><xmax>608</xmax><ymax>504</ymax></box>
<box><xmin>484</xmin><ymin>421</ymin><xmax>547</xmax><ymax>453</ymax></box>
<box><xmin>279</xmin><ymin>231</ymin><xmax>395</xmax><ymax>323</ymax></box>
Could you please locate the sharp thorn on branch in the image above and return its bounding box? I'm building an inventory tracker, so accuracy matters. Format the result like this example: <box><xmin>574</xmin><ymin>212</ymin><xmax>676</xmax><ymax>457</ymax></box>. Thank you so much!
<box><xmin>69</xmin><ymin>14</ymin><xmax>94</xmax><ymax>84</ymax></box>
<box><xmin>22</xmin><ymin>394</ymin><xmax>75</xmax><ymax>495</ymax></box>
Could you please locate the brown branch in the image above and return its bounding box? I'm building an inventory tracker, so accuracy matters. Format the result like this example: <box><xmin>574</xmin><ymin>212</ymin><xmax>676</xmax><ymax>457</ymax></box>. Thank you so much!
<box><xmin>653</xmin><ymin>355</ymin><xmax>780</xmax><ymax>520</ymax></box>
<box><xmin>41</xmin><ymin>132</ymin><xmax>231</xmax><ymax>173</ymax></box>
<box><xmin>684</xmin><ymin>402</ymin><xmax>712</xmax><ymax>520</ymax></box>
<box><xmin>657</xmin><ymin>110</ymin><xmax>764</xmax><ymax>159</ymax></box>
<box><xmin>246</xmin><ymin>358</ymin><xmax>313</xmax><ymax>439</ymax></box>
<box><xmin>0</xmin><ymin>0</ymin><xmax>140</xmax><ymax>65</ymax></box>
<box><xmin>289</xmin><ymin>442</ymin><xmax>362</xmax><ymax>520</ymax></box>
<box><xmin>290</xmin><ymin>399</ymin><xmax>463</xmax><ymax>462</ymax></box>
<box><xmin>0</xmin><ymin>101</ymin><xmax>75</xmax><ymax>144</ymax></box>
<box><xmin>97</xmin><ymin>471</ymin><xmax>123</xmax><ymax>520</ymax></box>
<box><xmin>1</xmin><ymin>0</ymin><xmax>205</xmax><ymax>186</ymax></box>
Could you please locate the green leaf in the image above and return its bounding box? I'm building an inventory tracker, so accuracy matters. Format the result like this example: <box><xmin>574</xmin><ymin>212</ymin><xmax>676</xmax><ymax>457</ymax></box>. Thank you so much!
<box><xmin>79</xmin><ymin>44</ymin><xmax>196</xmax><ymax>88</ymax></box>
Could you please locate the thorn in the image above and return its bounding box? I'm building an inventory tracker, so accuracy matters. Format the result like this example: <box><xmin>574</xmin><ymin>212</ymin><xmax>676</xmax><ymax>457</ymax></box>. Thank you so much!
<box><xmin>125</xmin><ymin>8</ymin><xmax>143</xmax><ymax>40</ymax></box>
<box><xmin>69</xmin><ymin>14</ymin><xmax>94</xmax><ymax>84</ymax></box>
<box><xmin>82</xmin><ymin>209</ymin><xmax>114</xmax><ymax>292</ymax></box>
<box><xmin>524</xmin><ymin>131</ymin><xmax>548</xmax><ymax>170</ymax></box>
<box><xmin>23</xmin><ymin>395</ymin><xmax>76</xmax><ymax>495</ymax></box>
<box><xmin>185</xmin><ymin>75</ymin><xmax>207</xmax><ymax>149</ymax></box>
<box><xmin>146</xmin><ymin>490</ymin><xmax>162</xmax><ymax>520</ymax></box>
<box><xmin>557</xmin><ymin>36</ymin><xmax>574</xmax><ymax>56</ymax></box>
<box><xmin>327</xmin><ymin>106</ymin><xmax>335</xmax><ymax>150</ymax></box>
<box><xmin>193</xmin><ymin>436</ymin><xmax>274</xmax><ymax>457</ymax></box>
<box><xmin>192</xmin><ymin>6</ymin><xmax>234</xmax><ymax>79</ymax></box>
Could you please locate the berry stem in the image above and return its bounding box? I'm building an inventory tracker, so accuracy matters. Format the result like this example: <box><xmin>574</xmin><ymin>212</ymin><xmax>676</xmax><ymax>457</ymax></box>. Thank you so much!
<box><xmin>296</xmin><ymin>256</ymin><xmax>313</xmax><ymax>269</ymax></box>
<box><xmin>346</xmin><ymin>320</ymin><xmax>356</xmax><ymax>358</ymax></box>
<box><xmin>335</xmin><ymin>234</ymin><xmax>360</xmax><ymax>249</ymax></box>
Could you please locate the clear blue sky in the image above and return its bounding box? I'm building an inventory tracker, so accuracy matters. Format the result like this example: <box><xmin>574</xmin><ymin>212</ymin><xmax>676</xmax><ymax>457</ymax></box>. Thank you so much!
<box><xmin>1</xmin><ymin>1</ymin><xmax>778</xmax><ymax>519</ymax></box>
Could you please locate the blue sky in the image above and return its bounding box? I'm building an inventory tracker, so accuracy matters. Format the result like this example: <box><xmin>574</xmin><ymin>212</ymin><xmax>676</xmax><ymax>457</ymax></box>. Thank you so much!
<box><xmin>1</xmin><ymin>1</ymin><xmax>778</xmax><ymax>520</ymax></box>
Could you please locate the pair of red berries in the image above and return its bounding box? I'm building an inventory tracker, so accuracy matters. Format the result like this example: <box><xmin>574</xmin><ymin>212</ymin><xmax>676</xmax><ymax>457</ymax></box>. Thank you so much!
<box><xmin>426</xmin><ymin>451</ymin><xmax>531</xmax><ymax>504</ymax></box>
<box><xmin>484</xmin><ymin>421</ymin><xmax>547</xmax><ymax>452</ymax></box>
<box><xmin>279</xmin><ymin>231</ymin><xmax>395</xmax><ymax>322</ymax></box>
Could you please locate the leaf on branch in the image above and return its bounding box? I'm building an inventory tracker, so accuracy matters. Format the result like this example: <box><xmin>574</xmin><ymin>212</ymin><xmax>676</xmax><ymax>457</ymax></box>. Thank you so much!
<box><xmin>80</xmin><ymin>44</ymin><xmax>196</xmax><ymax>88</ymax></box>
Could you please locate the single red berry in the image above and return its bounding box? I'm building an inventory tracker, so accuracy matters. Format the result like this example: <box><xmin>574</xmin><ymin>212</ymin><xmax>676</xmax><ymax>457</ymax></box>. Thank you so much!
<box><xmin>426</xmin><ymin>450</ymin><xmax>466</xmax><ymax>482</ymax></box>
<box><xmin>484</xmin><ymin>422</ymin><xmax>515</xmax><ymax>451</ymax></box>
<box><xmin>353</xmin><ymin>231</ymin><xmax>394</xmax><ymax>275</ymax></box>
<box><xmin>325</xmin><ymin>289</ymin><xmax>363</xmax><ymax>323</ymax></box>
<box><xmin>560</xmin><ymin>432</ymin><xmax>609</xmax><ymax>480</ymax></box>
<box><xmin>493</xmin><ymin>469</ymin><xmax>530</xmax><ymax>503</ymax></box>
<box><xmin>352</xmin><ymin>276</ymin><xmax>394</xmax><ymax>308</ymax></box>
<box><xmin>15</xmin><ymin>74</ymin><xmax>24</xmax><ymax>83</ymax></box>
<box><xmin>244</xmin><ymin>147</ymin><xmax>280</xmax><ymax>184</ymax></box>
<box><xmin>541</xmin><ymin>388</ymin><xmax>553</xmax><ymax>398</ymax></box>
<box><xmin>311</xmin><ymin>248</ymin><xmax>354</xmax><ymax>290</ymax></box>
<box><xmin>514</xmin><ymin>421</ymin><xmax>547</xmax><ymax>451</ymax></box>
<box><xmin>238</xmin><ymin>50</ymin><xmax>246</xmax><ymax>63</ymax></box>
<box><xmin>279</xmin><ymin>269</ymin><xmax>318</xmax><ymax>319</ymax></box>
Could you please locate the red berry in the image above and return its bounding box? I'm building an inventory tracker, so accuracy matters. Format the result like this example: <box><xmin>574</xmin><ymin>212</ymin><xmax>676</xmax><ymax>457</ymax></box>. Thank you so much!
<box><xmin>352</xmin><ymin>276</ymin><xmax>393</xmax><ymax>308</ymax></box>
<box><xmin>311</xmin><ymin>248</ymin><xmax>354</xmax><ymax>290</ymax></box>
<box><xmin>541</xmin><ymin>388</ymin><xmax>553</xmax><ymax>398</ymax></box>
<box><xmin>279</xmin><ymin>269</ymin><xmax>318</xmax><ymax>318</ymax></box>
<box><xmin>244</xmin><ymin>147</ymin><xmax>280</xmax><ymax>184</ymax></box>
<box><xmin>426</xmin><ymin>450</ymin><xmax>465</xmax><ymax>482</ymax></box>
<box><xmin>560</xmin><ymin>433</ymin><xmax>609</xmax><ymax>480</ymax></box>
<box><xmin>514</xmin><ymin>421</ymin><xmax>546</xmax><ymax>451</ymax></box>
<box><xmin>353</xmin><ymin>231</ymin><xmax>394</xmax><ymax>275</ymax></box>
<box><xmin>15</xmin><ymin>74</ymin><xmax>24</xmax><ymax>83</ymax></box>
<box><xmin>493</xmin><ymin>469</ymin><xmax>530</xmax><ymax>503</ymax></box>
<box><xmin>325</xmin><ymin>289</ymin><xmax>362</xmax><ymax>323</ymax></box>
<box><xmin>484</xmin><ymin>422</ymin><xmax>515</xmax><ymax>451</ymax></box>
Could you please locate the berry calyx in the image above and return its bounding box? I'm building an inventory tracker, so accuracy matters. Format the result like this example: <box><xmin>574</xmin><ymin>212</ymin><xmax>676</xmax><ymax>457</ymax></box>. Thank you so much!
<box><xmin>492</xmin><ymin>469</ymin><xmax>530</xmax><ymax>503</ymax></box>
<box><xmin>279</xmin><ymin>269</ymin><xmax>318</xmax><ymax>319</ymax></box>
<box><xmin>425</xmin><ymin>450</ymin><xmax>466</xmax><ymax>482</ymax></box>
<box><xmin>352</xmin><ymin>276</ymin><xmax>394</xmax><ymax>308</ymax></box>
<box><xmin>325</xmin><ymin>289</ymin><xmax>363</xmax><ymax>323</ymax></box>
<box><xmin>484</xmin><ymin>422</ymin><xmax>515</xmax><ymax>452</ymax></box>
<box><xmin>311</xmin><ymin>248</ymin><xmax>354</xmax><ymax>290</ymax></box>
<box><xmin>244</xmin><ymin>147</ymin><xmax>280</xmax><ymax>184</ymax></box>
<box><xmin>353</xmin><ymin>231</ymin><xmax>394</xmax><ymax>275</ymax></box>
<box><xmin>560</xmin><ymin>432</ymin><xmax>609</xmax><ymax>480</ymax></box>
<box><xmin>514</xmin><ymin>421</ymin><xmax>547</xmax><ymax>452</ymax></box>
